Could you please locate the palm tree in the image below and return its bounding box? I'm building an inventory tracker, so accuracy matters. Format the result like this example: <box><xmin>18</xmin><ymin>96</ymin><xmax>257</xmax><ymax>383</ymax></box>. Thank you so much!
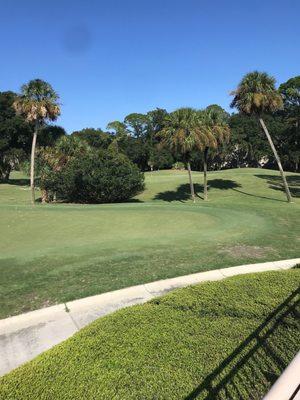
<box><xmin>231</xmin><ymin>71</ymin><xmax>292</xmax><ymax>202</ymax></box>
<box><xmin>201</xmin><ymin>108</ymin><xmax>230</xmax><ymax>200</ymax></box>
<box><xmin>13</xmin><ymin>79</ymin><xmax>60</xmax><ymax>204</ymax></box>
<box><xmin>158</xmin><ymin>108</ymin><xmax>200</xmax><ymax>202</ymax></box>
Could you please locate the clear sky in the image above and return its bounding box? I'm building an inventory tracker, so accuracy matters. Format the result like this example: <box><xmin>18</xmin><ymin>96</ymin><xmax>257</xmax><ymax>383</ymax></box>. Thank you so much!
<box><xmin>1</xmin><ymin>0</ymin><xmax>299</xmax><ymax>133</ymax></box>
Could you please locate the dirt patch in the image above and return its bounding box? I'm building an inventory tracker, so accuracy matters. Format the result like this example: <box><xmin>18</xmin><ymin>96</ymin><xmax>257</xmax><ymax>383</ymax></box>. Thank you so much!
<box><xmin>219</xmin><ymin>245</ymin><xmax>274</xmax><ymax>259</ymax></box>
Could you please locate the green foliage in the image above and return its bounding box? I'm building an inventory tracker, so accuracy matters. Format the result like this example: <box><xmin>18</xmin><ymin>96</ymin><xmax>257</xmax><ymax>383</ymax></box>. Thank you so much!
<box><xmin>41</xmin><ymin>149</ymin><xmax>145</xmax><ymax>203</ymax></box>
<box><xmin>38</xmin><ymin>125</ymin><xmax>66</xmax><ymax>147</ymax></box>
<box><xmin>172</xmin><ymin>161</ymin><xmax>185</xmax><ymax>170</ymax></box>
<box><xmin>159</xmin><ymin>107</ymin><xmax>199</xmax><ymax>159</ymax></box>
<box><xmin>0</xmin><ymin>269</ymin><xmax>299</xmax><ymax>399</ymax></box>
<box><xmin>206</xmin><ymin>104</ymin><xmax>230</xmax><ymax>122</ymax></box>
<box><xmin>278</xmin><ymin>76</ymin><xmax>300</xmax><ymax>171</ymax></box>
<box><xmin>35</xmin><ymin>135</ymin><xmax>91</xmax><ymax>194</ymax></box>
<box><xmin>72</xmin><ymin>128</ymin><xmax>112</xmax><ymax>149</ymax></box>
<box><xmin>231</xmin><ymin>71</ymin><xmax>283</xmax><ymax>115</ymax></box>
<box><xmin>227</xmin><ymin>114</ymin><xmax>271</xmax><ymax>167</ymax></box>
<box><xmin>124</xmin><ymin>113</ymin><xmax>149</xmax><ymax>137</ymax></box>
<box><xmin>106</xmin><ymin>109</ymin><xmax>173</xmax><ymax>171</ymax></box>
<box><xmin>13</xmin><ymin>79</ymin><xmax>60</xmax><ymax>123</ymax></box>
<box><xmin>148</xmin><ymin>147</ymin><xmax>174</xmax><ymax>169</ymax></box>
<box><xmin>0</xmin><ymin>91</ymin><xmax>33</xmax><ymax>180</ymax></box>
<box><xmin>279</xmin><ymin>76</ymin><xmax>300</xmax><ymax>111</ymax></box>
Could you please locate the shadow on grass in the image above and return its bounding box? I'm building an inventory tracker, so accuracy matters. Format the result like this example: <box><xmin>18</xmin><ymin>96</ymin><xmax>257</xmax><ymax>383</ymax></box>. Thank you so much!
<box><xmin>255</xmin><ymin>175</ymin><xmax>300</xmax><ymax>198</ymax></box>
<box><xmin>232</xmin><ymin>188</ymin><xmax>287</xmax><ymax>203</ymax></box>
<box><xmin>35</xmin><ymin>197</ymin><xmax>144</xmax><ymax>204</ymax></box>
<box><xmin>0</xmin><ymin>178</ymin><xmax>30</xmax><ymax>186</ymax></box>
<box><xmin>154</xmin><ymin>180</ymin><xmax>241</xmax><ymax>202</ymax></box>
<box><xmin>121</xmin><ymin>198</ymin><xmax>144</xmax><ymax>203</ymax></box>
<box><xmin>184</xmin><ymin>288</ymin><xmax>300</xmax><ymax>399</ymax></box>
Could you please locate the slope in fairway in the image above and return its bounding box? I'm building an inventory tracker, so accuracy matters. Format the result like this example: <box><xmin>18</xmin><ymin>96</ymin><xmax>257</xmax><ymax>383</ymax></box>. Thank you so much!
<box><xmin>0</xmin><ymin>168</ymin><xmax>299</xmax><ymax>318</ymax></box>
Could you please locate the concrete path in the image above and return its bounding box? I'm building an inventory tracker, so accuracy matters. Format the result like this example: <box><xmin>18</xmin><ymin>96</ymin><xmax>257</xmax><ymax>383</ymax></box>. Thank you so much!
<box><xmin>0</xmin><ymin>258</ymin><xmax>299</xmax><ymax>377</ymax></box>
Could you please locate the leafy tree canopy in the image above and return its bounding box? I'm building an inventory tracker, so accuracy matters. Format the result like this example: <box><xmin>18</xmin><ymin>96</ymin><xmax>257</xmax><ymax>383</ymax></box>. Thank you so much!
<box><xmin>72</xmin><ymin>128</ymin><xmax>112</xmax><ymax>149</ymax></box>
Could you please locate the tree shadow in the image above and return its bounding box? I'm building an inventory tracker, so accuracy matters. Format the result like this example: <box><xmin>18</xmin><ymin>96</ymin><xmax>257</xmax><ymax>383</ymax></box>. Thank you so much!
<box><xmin>255</xmin><ymin>175</ymin><xmax>300</xmax><ymax>198</ymax></box>
<box><xmin>0</xmin><ymin>178</ymin><xmax>30</xmax><ymax>186</ymax></box>
<box><xmin>35</xmin><ymin>196</ymin><xmax>144</xmax><ymax>204</ymax></box>
<box><xmin>123</xmin><ymin>198</ymin><xmax>144</xmax><ymax>203</ymax></box>
<box><xmin>232</xmin><ymin>189</ymin><xmax>287</xmax><ymax>203</ymax></box>
<box><xmin>154</xmin><ymin>184</ymin><xmax>201</xmax><ymax>202</ymax></box>
<box><xmin>184</xmin><ymin>288</ymin><xmax>300</xmax><ymax>399</ymax></box>
<box><xmin>208</xmin><ymin>179</ymin><xmax>241</xmax><ymax>190</ymax></box>
<box><xmin>153</xmin><ymin>180</ymin><xmax>241</xmax><ymax>202</ymax></box>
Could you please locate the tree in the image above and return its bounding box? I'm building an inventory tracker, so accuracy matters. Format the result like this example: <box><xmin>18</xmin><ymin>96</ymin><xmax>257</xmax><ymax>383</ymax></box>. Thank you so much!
<box><xmin>38</xmin><ymin>125</ymin><xmax>66</xmax><ymax>147</ymax></box>
<box><xmin>13</xmin><ymin>79</ymin><xmax>60</xmax><ymax>204</ymax></box>
<box><xmin>148</xmin><ymin>147</ymin><xmax>174</xmax><ymax>171</ymax></box>
<box><xmin>158</xmin><ymin>108</ymin><xmax>202</xmax><ymax>202</ymax></box>
<box><xmin>279</xmin><ymin>76</ymin><xmax>300</xmax><ymax>118</ymax></box>
<box><xmin>106</xmin><ymin>121</ymin><xmax>128</xmax><ymax>137</ymax></box>
<box><xmin>278</xmin><ymin>76</ymin><xmax>300</xmax><ymax>171</ymax></box>
<box><xmin>201</xmin><ymin>107</ymin><xmax>230</xmax><ymax>200</ymax></box>
<box><xmin>227</xmin><ymin>114</ymin><xmax>271</xmax><ymax>168</ymax></box>
<box><xmin>106</xmin><ymin>121</ymin><xmax>129</xmax><ymax>151</ymax></box>
<box><xmin>231</xmin><ymin>71</ymin><xmax>292</xmax><ymax>202</ymax></box>
<box><xmin>0</xmin><ymin>91</ymin><xmax>33</xmax><ymax>180</ymax></box>
<box><xmin>72</xmin><ymin>128</ymin><xmax>112</xmax><ymax>149</ymax></box>
<box><xmin>124</xmin><ymin>113</ymin><xmax>149</xmax><ymax>138</ymax></box>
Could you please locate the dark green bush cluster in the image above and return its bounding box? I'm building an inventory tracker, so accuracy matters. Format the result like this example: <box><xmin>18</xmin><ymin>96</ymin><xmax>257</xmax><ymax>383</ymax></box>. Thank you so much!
<box><xmin>41</xmin><ymin>150</ymin><xmax>144</xmax><ymax>203</ymax></box>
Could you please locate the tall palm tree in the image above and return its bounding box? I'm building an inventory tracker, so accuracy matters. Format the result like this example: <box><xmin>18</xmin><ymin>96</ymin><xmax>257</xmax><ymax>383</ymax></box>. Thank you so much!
<box><xmin>158</xmin><ymin>108</ymin><xmax>200</xmax><ymax>202</ymax></box>
<box><xmin>231</xmin><ymin>71</ymin><xmax>292</xmax><ymax>202</ymax></box>
<box><xmin>13</xmin><ymin>79</ymin><xmax>60</xmax><ymax>204</ymax></box>
<box><xmin>201</xmin><ymin>108</ymin><xmax>230</xmax><ymax>200</ymax></box>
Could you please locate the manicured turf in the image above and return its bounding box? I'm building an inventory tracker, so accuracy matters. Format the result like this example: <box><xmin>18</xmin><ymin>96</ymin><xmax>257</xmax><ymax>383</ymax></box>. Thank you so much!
<box><xmin>0</xmin><ymin>168</ymin><xmax>299</xmax><ymax>318</ymax></box>
<box><xmin>1</xmin><ymin>269</ymin><xmax>299</xmax><ymax>399</ymax></box>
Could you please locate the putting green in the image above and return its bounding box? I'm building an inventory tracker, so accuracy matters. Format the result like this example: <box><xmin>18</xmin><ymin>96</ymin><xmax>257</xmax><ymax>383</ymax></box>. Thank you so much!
<box><xmin>0</xmin><ymin>204</ymin><xmax>266</xmax><ymax>259</ymax></box>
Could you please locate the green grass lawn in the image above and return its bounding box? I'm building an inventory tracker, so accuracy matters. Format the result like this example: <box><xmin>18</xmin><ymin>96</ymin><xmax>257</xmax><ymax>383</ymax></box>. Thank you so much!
<box><xmin>0</xmin><ymin>168</ymin><xmax>299</xmax><ymax>318</ymax></box>
<box><xmin>1</xmin><ymin>269</ymin><xmax>299</xmax><ymax>399</ymax></box>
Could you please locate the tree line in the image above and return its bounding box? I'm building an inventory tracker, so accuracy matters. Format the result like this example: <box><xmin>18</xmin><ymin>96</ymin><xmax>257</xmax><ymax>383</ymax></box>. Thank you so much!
<box><xmin>0</xmin><ymin>72</ymin><xmax>299</xmax><ymax>203</ymax></box>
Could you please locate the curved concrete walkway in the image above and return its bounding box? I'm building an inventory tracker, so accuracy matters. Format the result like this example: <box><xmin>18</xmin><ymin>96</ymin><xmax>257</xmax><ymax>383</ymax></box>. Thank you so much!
<box><xmin>0</xmin><ymin>258</ymin><xmax>299</xmax><ymax>376</ymax></box>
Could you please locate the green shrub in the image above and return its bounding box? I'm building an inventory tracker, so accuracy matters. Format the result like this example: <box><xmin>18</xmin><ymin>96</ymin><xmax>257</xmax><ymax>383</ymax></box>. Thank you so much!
<box><xmin>41</xmin><ymin>150</ymin><xmax>144</xmax><ymax>203</ymax></box>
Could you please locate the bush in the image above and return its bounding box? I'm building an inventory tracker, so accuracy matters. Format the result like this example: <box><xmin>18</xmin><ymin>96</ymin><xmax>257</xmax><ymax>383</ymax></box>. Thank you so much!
<box><xmin>41</xmin><ymin>150</ymin><xmax>144</xmax><ymax>203</ymax></box>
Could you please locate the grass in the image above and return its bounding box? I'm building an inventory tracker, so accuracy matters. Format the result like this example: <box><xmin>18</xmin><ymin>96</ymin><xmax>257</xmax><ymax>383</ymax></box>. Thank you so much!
<box><xmin>0</xmin><ymin>269</ymin><xmax>299</xmax><ymax>399</ymax></box>
<box><xmin>0</xmin><ymin>168</ymin><xmax>299</xmax><ymax>318</ymax></box>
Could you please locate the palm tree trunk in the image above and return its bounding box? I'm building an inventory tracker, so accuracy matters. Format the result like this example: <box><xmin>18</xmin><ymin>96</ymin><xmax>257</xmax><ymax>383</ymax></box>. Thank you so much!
<box><xmin>187</xmin><ymin>162</ymin><xmax>195</xmax><ymax>203</ymax></box>
<box><xmin>203</xmin><ymin>147</ymin><xmax>208</xmax><ymax>200</ymax></box>
<box><xmin>259</xmin><ymin>118</ymin><xmax>292</xmax><ymax>203</ymax></box>
<box><xmin>30</xmin><ymin>122</ymin><xmax>38</xmax><ymax>205</ymax></box>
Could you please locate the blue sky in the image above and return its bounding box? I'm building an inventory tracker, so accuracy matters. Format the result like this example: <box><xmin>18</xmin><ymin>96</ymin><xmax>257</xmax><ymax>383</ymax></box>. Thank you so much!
<box><xmin>1</xmin><ymin>0</ymin><xmax>299</xmax><ymax>133</ymax></box>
